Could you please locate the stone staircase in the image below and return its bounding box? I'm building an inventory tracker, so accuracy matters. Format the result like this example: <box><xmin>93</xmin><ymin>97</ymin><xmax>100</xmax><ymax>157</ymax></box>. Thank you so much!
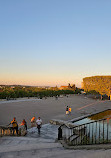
<box><xmin>1</xmin><ymin>124</ymin><xmax>111</xmax><ymax>158</ymax></box>
<box><xmin>0</xmin><ymin>137</ymin><xmax>64</xmax><ymax>158</ymax></box>
<box><xmin>0</xmin><ymin>124</ymin><xmax>65</xmax><ymax>158</ymax></box>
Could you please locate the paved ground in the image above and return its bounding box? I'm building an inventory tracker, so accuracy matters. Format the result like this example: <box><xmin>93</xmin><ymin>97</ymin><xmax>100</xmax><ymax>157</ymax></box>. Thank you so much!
<box><xmin>0</xmin><ymin>95</ymin><xmax>111</xmax><ymax>157</ymax></box>
<box><xmin>0</xmin><ymin>95</ymin><xmax>110</xmax><ymax>127</ymax></box>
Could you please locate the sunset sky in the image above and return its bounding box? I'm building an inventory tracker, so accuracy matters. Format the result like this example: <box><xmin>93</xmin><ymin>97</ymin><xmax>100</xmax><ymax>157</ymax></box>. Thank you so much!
<box><xmin>0</xmin><ymin>0</ymin><xmax>111</xmax><ymax>87</ymax></box>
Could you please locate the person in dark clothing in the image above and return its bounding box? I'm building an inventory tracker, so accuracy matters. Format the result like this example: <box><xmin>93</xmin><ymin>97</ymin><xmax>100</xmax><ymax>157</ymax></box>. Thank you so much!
<box><xmin>58</xmin><ymin>126</ymin><xmax>62</xmax><ymax>140</ymax></box>
<box><xmin>66</xmin><ymin>106</ymin><xmax>69</xmax><ymax>115</ymax></box>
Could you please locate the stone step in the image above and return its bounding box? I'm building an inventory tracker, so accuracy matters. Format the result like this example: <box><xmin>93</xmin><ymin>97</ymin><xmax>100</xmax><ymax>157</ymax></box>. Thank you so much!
<box><xmin>0</xmin><ymin>123</ymin><xmax>61</xmax><ymax>158</ymax></box>
<box><xmin>0</xmin><ymin>142</ymin><xmax>63</xmax><ymax>153</ymax></box>
<box><xmin>0</xmin><ymin>147</ymin><xmax>75</xmax><ymax>158</ymax></box>
<box><xmin>1</xmin><ymin>145</ymin><xmax>111</xmax><ymax>158</ymax></box>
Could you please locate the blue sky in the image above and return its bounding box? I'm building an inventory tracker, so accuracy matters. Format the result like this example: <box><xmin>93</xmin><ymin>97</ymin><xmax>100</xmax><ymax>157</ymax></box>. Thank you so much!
<box><xmin>0</xmin><ymin>0</ymin><xmax>111</xmax><ymax>87</ymax></box>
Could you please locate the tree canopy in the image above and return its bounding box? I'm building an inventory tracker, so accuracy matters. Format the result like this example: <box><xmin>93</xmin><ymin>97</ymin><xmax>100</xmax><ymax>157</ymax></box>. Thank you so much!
<box><xmin>83</xmin><ymin>76</ymin><xmax>111</xmax><ymax>95</ymax></box>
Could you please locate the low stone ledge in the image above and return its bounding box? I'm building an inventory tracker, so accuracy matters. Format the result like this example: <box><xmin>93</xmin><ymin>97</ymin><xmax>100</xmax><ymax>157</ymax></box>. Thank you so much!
<box><xmin>69</xmin><ymin>114</ymin><xmax>90</xmax><ymax>123</ymax></box>
<box><xmin>50</xmin><ymin>119</ymin><xmax>76</xmax><ymax>128</ymax></box>
<box><xmin>50</xmin><ymin>119</ymin><xmax>68</xmax><ymax>126</ymax></box>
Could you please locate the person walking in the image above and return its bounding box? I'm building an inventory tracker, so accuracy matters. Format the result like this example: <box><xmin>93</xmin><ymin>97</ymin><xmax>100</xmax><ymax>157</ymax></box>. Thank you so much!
<box><xmin>36</xmin><ymin>117</ymin><xmax>42</xmax><ymax>134</ymax></box>
<box><xmin>66</xmin><ymin>106</ymin><xmax>69</xmax><ymax>115</ymax></box>
<box><xmin>8</xmin><ymin>117</ymin><xmax>18</xmax><ymax>135</ymax></box>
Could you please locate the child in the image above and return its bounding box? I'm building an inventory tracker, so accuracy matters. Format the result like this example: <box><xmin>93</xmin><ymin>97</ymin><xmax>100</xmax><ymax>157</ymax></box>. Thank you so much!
<box><xmin>69</xmin><ymin>107</ymin><xmax>72</xmax><ymax>114</ymax></box>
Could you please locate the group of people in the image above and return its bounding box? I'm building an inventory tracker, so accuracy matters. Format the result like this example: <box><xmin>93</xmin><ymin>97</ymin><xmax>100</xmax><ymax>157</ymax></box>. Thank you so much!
<box><xmin>31</xmin><ymin>116</ymin><xmax>42</xmax><ymax>134</ymax></box>
<box><xmin>66</xmin><ymin>106</ymin><xmax>72</xmax><ymax>115</ymax></box>
<box><xmin>8</xmin><ymin>116</ymin><xmax>42</xmax><ymax>135</ymax></box>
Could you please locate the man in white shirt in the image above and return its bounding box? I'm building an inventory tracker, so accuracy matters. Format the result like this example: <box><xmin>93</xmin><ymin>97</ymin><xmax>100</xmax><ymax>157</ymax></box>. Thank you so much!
<box><xmin>36</xmin><ymin>117</ymin><xmax>42</xmax><ymax>134</ymax></box>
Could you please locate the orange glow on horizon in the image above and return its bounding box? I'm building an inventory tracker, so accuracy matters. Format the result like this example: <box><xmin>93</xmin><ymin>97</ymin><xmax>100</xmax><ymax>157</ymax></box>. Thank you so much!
<box><xmin>0</xmin><ymin>73</ymin><xmax>82</xmax><ymax>87</ymax></box>
<box><xmin>0</xmin><ymin>78</ymin><xmax>81</xmax><ymax>87</ymax></box>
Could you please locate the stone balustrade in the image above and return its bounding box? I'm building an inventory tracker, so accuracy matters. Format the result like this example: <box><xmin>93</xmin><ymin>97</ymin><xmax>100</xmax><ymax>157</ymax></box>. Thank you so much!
<box><xmin>0</xmin><ymin>126</ymin><xmax>18</xmax><ymax>136</ymax></box>
<box><xmin>0</xmin><ymin>126</ymin><xmax>27</xmax><ymax>137</ymax></box>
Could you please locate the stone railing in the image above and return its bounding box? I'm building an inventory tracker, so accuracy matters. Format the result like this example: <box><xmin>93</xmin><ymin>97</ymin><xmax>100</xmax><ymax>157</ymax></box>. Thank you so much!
<box><xmin>0</xmin><ymin>126</ymin><xmax>18</xmax><ymax>136</ymax></box>
<box><xmin>0</xmin><ymin>126</ymin><xmax>27</xmax><ymax>137</ymax></box>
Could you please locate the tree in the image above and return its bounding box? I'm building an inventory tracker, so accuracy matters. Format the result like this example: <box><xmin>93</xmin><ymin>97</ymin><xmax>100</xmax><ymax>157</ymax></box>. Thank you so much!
<box><xmin>83</xmin><ymin>76</ymin><xmax>111</xmax><ymax>96</ymax></box>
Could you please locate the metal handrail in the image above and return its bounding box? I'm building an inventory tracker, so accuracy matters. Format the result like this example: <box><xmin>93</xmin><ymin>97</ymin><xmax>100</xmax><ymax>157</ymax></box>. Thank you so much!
<box><xmin>59</xmin><ymin>116</ymin><xmax>111</xmax><ymax>146</ymax></box>
<box><xmin>59</xmin><ymin>117</ymin><xmax>111</xmax><ymax>130</ymax></box>
<box><xmin>72</xmin><ymin>117</ymin><xmax>111</xmax><ymax>129</ymax></box>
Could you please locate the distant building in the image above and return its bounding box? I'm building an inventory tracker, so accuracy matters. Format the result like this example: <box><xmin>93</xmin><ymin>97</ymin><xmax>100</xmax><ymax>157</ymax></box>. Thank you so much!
<box><xmin>59</xmin><ymin>86</ymin><xmax>69</xmax><ymax>90</ymax></box>
<box><xmin>59</xmin><ymin>83</ymin><xmax>75</xmax><ymax>91</ymax></box>
<box><xmin>10</xmin><ymin>86</ymin><xmax>15</xmax><ymax>89</ymax></box>
<box><xmin>71</xmin><ymin>84</ymin><xmax>76</xmax><ymax>90</ymax></box>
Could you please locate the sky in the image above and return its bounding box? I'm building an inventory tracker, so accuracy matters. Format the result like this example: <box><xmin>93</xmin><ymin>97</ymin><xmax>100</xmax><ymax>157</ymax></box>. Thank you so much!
<box><xmin>0</xmin><ymin>0</ymin><xmax>111</xmax><ymax>87</ymax></box>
